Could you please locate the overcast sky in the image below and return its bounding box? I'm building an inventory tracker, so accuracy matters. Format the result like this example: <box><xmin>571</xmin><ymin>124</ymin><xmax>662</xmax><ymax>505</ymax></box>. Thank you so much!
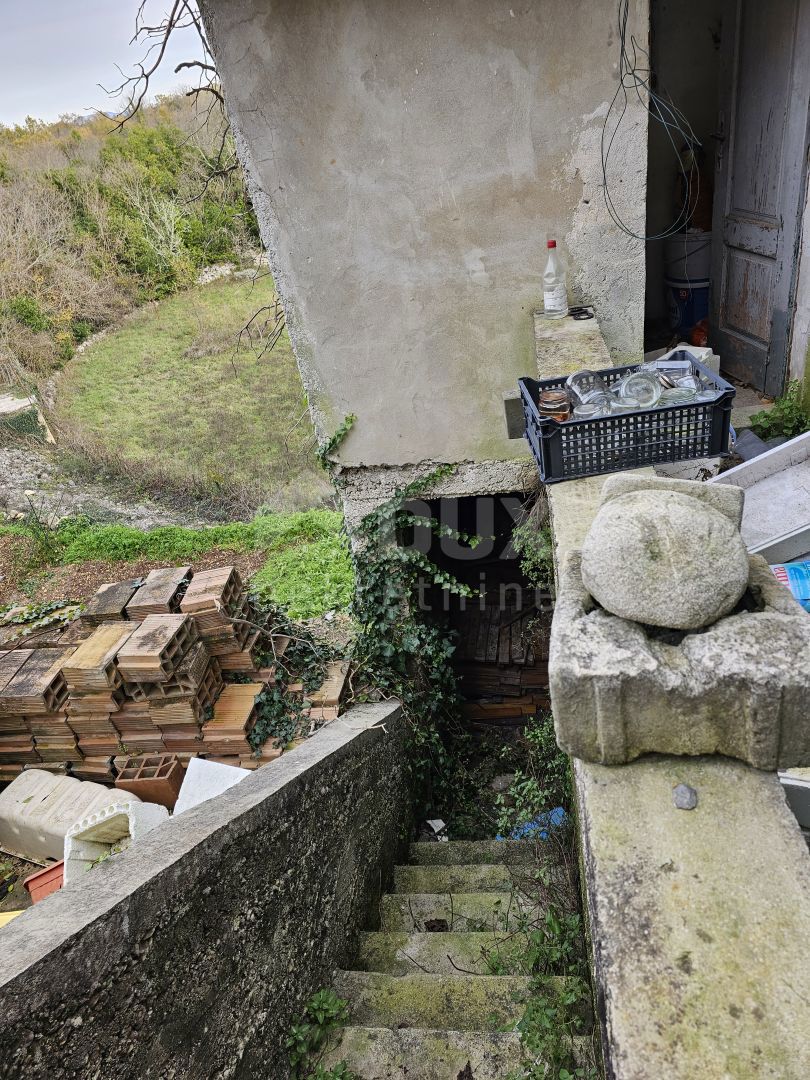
<box><xmin>0</xmin><ymin>2</ymin><xmax>203</xmax><ymax>126</ymax></box>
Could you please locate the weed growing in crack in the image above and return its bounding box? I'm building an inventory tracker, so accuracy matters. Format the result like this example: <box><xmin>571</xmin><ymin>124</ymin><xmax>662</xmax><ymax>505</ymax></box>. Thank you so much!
<box><xmin>285</xmin><ymin>989</ymin><xmax>358</xmax><ymax>1080</ymax></box>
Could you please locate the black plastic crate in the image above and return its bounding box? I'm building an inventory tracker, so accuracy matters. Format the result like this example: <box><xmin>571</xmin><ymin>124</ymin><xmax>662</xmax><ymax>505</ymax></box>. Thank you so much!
<box><xmin>519</xmin><ymin>357</ymin><xmax>735</xmax><ymax>484</ymax></box>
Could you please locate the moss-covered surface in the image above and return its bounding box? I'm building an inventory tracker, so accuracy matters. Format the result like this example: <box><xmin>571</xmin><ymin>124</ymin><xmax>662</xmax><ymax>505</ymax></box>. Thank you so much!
<box><xmin>332</xmin><ymin>971</ymin><xmax>534</xmax><ymax>1030</ymax></box>
<box><xmin>379</xmin><ymin>890</ymin><xmax>542</xmax><ymax>933</ymax></box>
<box><xmin>322</xmin><ymin>1026</ymin><xmax>525</xmax><ymax>1079</ymax></box>
<box><xmin>356</xmin><ymin>930</ymin><xmax>528</xmax><ymax>977</ymax></box>
<box><xmin>392</xmin><ymin>863</ymin><xmax>513</xmax><ymax>895</ymax></box>
<box><xmin>406</xmin><ymin>839</ymin><xmax>535</xmax><ymax>866</ymax></box>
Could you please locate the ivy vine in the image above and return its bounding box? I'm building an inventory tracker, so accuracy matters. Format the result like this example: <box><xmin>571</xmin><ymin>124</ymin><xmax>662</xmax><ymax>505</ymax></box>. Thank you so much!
<box><xmin>349</xmin><ymin>463</ymin><xmax>481</xmax><ymax>810</ymax></box>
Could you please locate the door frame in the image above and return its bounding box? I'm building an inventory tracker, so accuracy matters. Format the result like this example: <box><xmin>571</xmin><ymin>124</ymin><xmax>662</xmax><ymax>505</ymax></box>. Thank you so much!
<box><xmin>710</xmin><ymin>0</ymin><xmax>810</xmax><ymax>396</ymax></box>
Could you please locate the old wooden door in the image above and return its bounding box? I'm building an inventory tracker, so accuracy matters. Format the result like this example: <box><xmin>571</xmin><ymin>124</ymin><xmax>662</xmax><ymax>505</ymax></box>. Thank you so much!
<box><xmin>710</xmin><ymin>0</ymin><xmax>810</xmax><ymax>395</ymax></box>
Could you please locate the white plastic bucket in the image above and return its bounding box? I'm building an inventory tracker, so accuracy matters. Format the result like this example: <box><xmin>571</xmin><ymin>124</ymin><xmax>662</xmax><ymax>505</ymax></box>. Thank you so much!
<box><xmin>664</xmin><ymin>232</ymin><xmax>712</xmax><ymax>282</ymax></box>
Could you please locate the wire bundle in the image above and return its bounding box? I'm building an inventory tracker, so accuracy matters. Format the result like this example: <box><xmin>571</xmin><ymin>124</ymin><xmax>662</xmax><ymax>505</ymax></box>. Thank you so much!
<box><xmin>602</xmin><ymin>0</ymin><xmax>702</xmax><ymax>241</ymax></box>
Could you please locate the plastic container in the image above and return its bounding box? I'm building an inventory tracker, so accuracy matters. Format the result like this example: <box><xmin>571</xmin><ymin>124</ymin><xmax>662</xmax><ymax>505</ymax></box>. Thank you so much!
<box><xmin>0</xmin><ymin>769</ymin><xmax>140</xmax><ymax>864</ymax></box>
<box><xmin>665</xmin><ymin>277</ymin><xmax>710</xmax><ymax>331</ymax></box>
<box><xmin>519</xmin><ymin>357</ymin><xmax>735</xmax><ymax>484</ymax></box>
<box><xmin>664</xmin><ymin>231</ymin><xmax>712</xmax><ymax>281</ymax></box>
<box><xmin>23</xmin><ymin>860</ymin><xmax>64</xmax><ymax>904</ymax></box>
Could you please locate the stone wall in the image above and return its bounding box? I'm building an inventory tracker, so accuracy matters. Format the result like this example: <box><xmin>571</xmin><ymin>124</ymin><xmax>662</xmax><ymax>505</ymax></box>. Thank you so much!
<box><xmin>199</xmin><ymin>0</ymin><xmax>648</xmax><ymax>471</ymax></box>
<box><xmin>546</xmin><ymin>476</ymin><xmax>810</xmax><ymax>1078</ymax></box>
<box><xmin>0</xmin><ymin>703</ymin><xmax>408</xmax><ymax>1080</ymax></box>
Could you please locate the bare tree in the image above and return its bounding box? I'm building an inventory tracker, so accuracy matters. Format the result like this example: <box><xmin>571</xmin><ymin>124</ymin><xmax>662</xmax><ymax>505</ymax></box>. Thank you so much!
<box><xmin>100</xmin><ymin>2</ymin><xmax>287</xmax><ymax>365</ymax></box>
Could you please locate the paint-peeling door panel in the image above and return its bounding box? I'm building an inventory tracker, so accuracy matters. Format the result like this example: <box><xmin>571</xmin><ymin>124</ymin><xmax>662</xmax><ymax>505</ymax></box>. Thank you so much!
<box><xmin>710</xmin><ymin>0</ymin><xmax>810</xmax><ymax>395</ymax></box>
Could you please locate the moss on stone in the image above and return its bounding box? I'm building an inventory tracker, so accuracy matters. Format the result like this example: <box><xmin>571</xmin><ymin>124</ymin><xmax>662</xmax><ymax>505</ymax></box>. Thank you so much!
<box><xmin>333</xmin><ymin>971</ymin><xmax>532</xmax><ymax>1030</ymax></box>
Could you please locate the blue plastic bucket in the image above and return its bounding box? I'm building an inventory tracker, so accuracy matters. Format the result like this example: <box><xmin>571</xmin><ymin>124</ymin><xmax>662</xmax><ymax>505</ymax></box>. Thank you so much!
<box><xmin>665</xmin><ymin>277</ymin><xmax>709</xmax><ymax>332</ymax></box>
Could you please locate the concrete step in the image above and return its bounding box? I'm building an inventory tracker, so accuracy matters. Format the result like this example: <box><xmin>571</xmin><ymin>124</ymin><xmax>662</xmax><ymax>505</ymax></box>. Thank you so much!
<box><xmin>356</xmin><ymin>931</ymin><xmax>527</xmax><ymax>976</ymax></box>
<box><xmin>379</xmin><ymin>891</ymin><xmax>539</xmax><ymax>932</ymax></box>
<box><xmin>392</xmin><ymin>863</ymin><xmax>516</xmax><ymax>894</ymax></box>
<box><xmin>409</xmin><ymin>839</ymin><xmax>535</xmax><ymax>866</ymax></box>
<box><xmin>332</xmin><ymin>971</ymin><xmax>532</xmax><ymax>1031</ymax></box>
<box><xmin>321</xmin><ymin>1025</ymin><xmax>525</xmax><ymax>1079</ymax></box>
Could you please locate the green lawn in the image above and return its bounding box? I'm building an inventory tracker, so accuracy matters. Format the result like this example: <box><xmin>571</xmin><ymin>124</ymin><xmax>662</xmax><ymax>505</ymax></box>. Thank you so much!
<box><xmin>0</xmin><ymin>510</ymin><xmax>355</xmax><ymax>620</ymax></box>
<box><xmin>55</xmin><ymin>276</ymin><xmax>330</xmax><ymax>512</ymax></box>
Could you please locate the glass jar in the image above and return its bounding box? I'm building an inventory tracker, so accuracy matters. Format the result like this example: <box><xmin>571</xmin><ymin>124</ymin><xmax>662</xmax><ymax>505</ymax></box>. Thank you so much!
<box><xmin>538</xmin><ymin>389</ymin><xmax>571</xmax><ymax>421</ymax></box>
<box><xmin>565</xmin><ymin>369</ymin><xmax>609</xmax><ymax>406</ymax></box>
<box><xmin>615</xmin><ymin>369</ymin><xmax>662</xmax><ymax>409</ymax></box>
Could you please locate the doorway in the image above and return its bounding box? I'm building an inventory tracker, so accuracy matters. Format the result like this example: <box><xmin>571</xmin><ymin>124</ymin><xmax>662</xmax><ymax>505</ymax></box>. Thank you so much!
<box><xmin>645</xmin><ymin>0</ymin><xmax>810</xmax><ymax>397</ymax></box>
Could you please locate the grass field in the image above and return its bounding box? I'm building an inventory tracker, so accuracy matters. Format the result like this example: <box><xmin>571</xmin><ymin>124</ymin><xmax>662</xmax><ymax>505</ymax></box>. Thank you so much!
<box><xmin>0</xmin><ymin>510</ymin><xmax>355</xmax><ymax>619</ymax></box>
<box><xmin>54</xmin><ymin>275</ymin><xmax>331</xmax><ymax>514</ymax></box>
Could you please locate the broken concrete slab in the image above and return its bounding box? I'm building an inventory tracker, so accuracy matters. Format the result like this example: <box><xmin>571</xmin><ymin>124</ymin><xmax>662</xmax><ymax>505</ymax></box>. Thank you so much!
<box><xmin>63</xmin><ymin>800</ymin><xmax>168</xmax><ymax>884</ymax></box>
<box><xmin>550</xmin><ymin>551</ymin><xmax>810</xmax><ymax>768</ymax></box>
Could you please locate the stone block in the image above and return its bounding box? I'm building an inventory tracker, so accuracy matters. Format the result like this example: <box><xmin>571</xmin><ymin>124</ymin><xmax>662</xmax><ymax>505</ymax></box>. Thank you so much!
<box><xmin>64</xmin><ymin>801</ymin><xmax>168</xmax><ymax>884</ymax></box>
<box><xmin>599</xmin><ymin>472</ymin><xmax>744</xmax><ymax>527</ymax></box>
<box><xmin>502</xmin><ymin>390</ymin><xmax>525</xmax><ymax>440</ymax></box>
<box><xmin>533</xmin><ymin>310</ymin><xmax>612</xmax><ymax>379</ymax></box>
<box><xmin>550</xmin><ymin>551</ymin><xmax>810</xmax><ymax>768</ymax></box>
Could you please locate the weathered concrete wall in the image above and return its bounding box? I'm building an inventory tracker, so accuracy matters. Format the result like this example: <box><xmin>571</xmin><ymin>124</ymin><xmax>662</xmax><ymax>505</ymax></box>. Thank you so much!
<box><xmin>0</xmin><ymin>703</ymin><xmax>408</xmax><ymax>1080</ymax></box>
<box><xmin>200</xmin><ymin>0</ymin><xmax>648</xmax><ymax>469</ymax></box>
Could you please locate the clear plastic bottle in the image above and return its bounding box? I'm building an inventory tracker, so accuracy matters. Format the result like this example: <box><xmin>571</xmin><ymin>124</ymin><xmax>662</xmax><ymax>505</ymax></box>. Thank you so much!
<box><xmin>543</xmin><ymin>239</ymin><xmax>568</xmax><ymax>319</ymax></box>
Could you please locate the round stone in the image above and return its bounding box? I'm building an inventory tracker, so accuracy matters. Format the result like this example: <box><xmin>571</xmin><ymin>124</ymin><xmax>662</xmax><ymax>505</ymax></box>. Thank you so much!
<box><xmin>580</xmin><ymin>490</ymin><xmax>750</xmax><ymax>630</ymax></box>
<box><xmin>673</xmin><ymin>783</ymin><xmax>698</xmax><ymax>810</ymax></box>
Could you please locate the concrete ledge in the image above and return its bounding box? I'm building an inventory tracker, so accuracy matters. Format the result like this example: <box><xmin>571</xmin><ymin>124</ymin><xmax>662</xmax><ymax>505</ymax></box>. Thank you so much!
<box><xmin>577</xmin><ymin>755</ymin><xmax>810</xmax><ymax>1078</ymax></box>
<box><xmin>0</xmin><ymin>702</ymin><xmax>408</xmax><ymax>1078</ymax></box>
<box><xmin>547</xmin><ymin>475</ymin><xmax>810</xmax><ymax>1078</ymax></box>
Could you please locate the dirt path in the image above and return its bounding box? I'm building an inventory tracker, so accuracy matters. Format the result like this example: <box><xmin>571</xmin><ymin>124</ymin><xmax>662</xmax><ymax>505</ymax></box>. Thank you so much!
<box><xmin>0</xmin><ymin>445</ymin><xmax>209</xmax><ymax>530</ymax></box>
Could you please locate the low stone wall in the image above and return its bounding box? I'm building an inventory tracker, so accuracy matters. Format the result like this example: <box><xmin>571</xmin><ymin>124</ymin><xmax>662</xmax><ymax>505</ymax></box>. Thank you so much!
<box><xmin>0</xmin><ymin>702</ymin><xmax>408</xmax><ymax>1080</ymax></box>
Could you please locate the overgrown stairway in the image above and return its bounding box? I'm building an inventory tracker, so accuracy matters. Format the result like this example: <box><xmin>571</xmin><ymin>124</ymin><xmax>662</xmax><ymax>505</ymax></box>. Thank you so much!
<box><xmin>322</xmin><ymin>839</ymin><xmax>590</xmax><ymax>1079</ymax></box>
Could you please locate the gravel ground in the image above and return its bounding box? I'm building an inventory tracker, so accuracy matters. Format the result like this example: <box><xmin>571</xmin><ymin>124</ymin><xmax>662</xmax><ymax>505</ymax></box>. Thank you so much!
<box><xmin>0</xmin><ymin>445</ymin><xmax>208</xmax><ymax>530</ymax></box>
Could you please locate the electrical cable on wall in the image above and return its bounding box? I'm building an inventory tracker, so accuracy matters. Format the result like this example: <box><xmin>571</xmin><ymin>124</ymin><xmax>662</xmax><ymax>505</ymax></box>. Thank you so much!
<box><xmin>602</xmin><ymin>0</ymin><xmax>702</xmax><ymax>241</ymax></box>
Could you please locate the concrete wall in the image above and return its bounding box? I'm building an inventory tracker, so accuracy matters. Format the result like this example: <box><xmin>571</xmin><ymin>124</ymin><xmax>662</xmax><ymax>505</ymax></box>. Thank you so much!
<box><xmin>200</xmin><ymin>0</ymin><xmax>648</xmax><ymax>469</ymax></box>
<box><xmin>0</xmin><ymin>703</ymin><xmax>408</xmax><ymax>1080</ymax></box>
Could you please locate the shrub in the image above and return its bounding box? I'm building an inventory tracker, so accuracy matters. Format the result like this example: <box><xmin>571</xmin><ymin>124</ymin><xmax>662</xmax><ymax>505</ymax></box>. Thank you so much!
<box><xmin>251</xmin><ymin>534</ymin><xmax>355</xmax><ymax>619</ymax></box>
<box><xmin>6</xmin><ymin>296</ymin><xmax>50</xmax><ymax>332</ymax></box>
<box><xmin>750</xmin><ymin>381</ymin><xmax>810</xmax><ymax>441</ymax></box>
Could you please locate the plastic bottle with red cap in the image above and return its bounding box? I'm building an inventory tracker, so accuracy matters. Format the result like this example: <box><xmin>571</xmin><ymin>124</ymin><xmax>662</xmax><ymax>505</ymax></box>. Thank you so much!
<box><xmin>542</xmin><ymin>239</ymin><xmax>568</xmax><ymax>319</ymax></box>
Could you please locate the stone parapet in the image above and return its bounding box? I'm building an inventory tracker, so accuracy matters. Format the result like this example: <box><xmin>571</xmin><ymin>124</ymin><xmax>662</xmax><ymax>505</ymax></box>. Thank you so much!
<box><xmin>0</xmin><ymin>702</ymin><xmax>408</xmax><ymax>1079</ymax></box>
<box><xmin>546</xmin><ymin>475</ymin><xmax>810</xmax><ymax>1078</ymax></box>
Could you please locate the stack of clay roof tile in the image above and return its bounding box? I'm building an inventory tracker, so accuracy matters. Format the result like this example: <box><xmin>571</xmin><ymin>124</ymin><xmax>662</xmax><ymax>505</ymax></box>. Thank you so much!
<box><xmin>179</xmin><ymin>567</ymin><xmax>262</xmax><ymax>672</ymax></box>
<box><xmin>0</xmin><ymin>646</ymin><xmax>78</xmax><ymax>781</ymax></box>
<box><xmin>201</xmin><ymin>682</ymin><xmax>264</xmax><ymax>762</ymax></box>
<box><xmin>123</xmin><ymin>632</ymin><xmax>224</xmax><ymax>754</ymax></box>
<box><xmin>0</xmin><ymin>563</ymin><xmax>344</xmax><ymax>784</ymax></box>
<box><xmin>62</xmin><ymin>622</ymin><xmax>135</xmax><ymax>780</ymax></box>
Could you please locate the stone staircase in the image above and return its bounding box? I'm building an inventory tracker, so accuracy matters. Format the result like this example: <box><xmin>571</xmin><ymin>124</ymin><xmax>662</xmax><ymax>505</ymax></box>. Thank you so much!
<box><xmin>322</xmin><ymin>839</ymin><xmax>588</xmax><ymax>1079</ymax></box>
